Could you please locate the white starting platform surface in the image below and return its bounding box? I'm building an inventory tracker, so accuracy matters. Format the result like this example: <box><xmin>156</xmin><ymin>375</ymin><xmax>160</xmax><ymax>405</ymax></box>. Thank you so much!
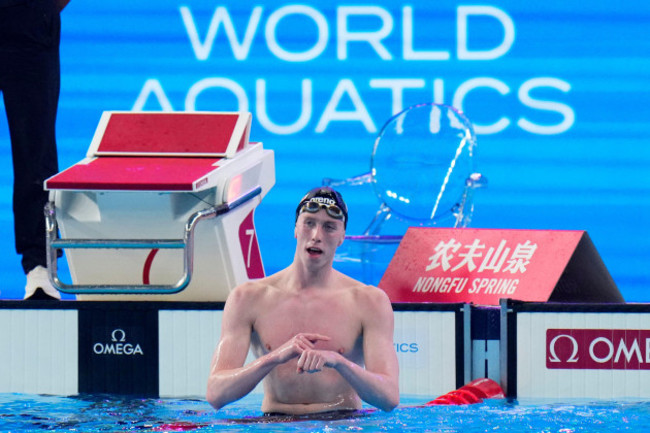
<box><xmin>44</xmin><ymin>111</ymin><xmax>274</xmax><ymax>301</ymax></box>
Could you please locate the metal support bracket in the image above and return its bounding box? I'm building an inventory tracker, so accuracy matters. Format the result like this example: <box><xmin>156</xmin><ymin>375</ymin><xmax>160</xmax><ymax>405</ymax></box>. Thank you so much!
<box><xmin>44</xmin><ymin>186</ymin><xmax>262</xmax><ymax>295</ymax></box>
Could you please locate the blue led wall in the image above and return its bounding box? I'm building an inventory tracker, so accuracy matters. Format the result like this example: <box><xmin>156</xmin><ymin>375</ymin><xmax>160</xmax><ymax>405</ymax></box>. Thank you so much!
<box><xmin>0</xmin><ymin>0</ymin><xmax>648</xmax><ymax>300</ymax></box>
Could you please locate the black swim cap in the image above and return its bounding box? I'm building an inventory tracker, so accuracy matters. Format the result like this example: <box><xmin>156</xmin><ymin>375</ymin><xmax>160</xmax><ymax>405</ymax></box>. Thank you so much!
<box><xmin>295</xmin><ymin>186</ymin><xmax>348</xmax><ymax>228</ymax></box>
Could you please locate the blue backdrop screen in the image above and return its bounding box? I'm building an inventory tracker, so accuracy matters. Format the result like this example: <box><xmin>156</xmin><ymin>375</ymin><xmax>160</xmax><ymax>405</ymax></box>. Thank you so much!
<box><xmin>0</xmin><ymin>0</ymin><xmax>648</xmax><ymax>300</ymax></box>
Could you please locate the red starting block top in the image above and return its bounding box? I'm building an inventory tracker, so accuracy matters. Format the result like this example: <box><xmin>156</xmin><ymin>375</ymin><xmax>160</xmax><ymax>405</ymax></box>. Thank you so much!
<box><xmin>45</xmin><ymin>111</ymin><xmax>254</xmax><ymax>192</ymax></box>
<box><xmin>89</xmin><ymin>111</ymin><xmax>251</xmax><ymax>158</ymax></box>
<box><xmin>45</xmin><ymin>157</ymin><xmax>221</xmax><ymax>191</ymax></box>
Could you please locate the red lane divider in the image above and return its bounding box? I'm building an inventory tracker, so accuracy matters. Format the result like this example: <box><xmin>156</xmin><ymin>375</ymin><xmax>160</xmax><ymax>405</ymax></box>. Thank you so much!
<box><xmin>152</xmin><ymin>421</ymin><xmax>202</xmax><ymax>431</ymax></box>
<box><xmin>424</xmin><ymin>378</ymin><xmax>505</xmax><ymax>405</ymax></box>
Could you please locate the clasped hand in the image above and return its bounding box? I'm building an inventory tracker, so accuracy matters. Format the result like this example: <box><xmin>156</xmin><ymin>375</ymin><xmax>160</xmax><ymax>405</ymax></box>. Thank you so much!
<box><xmin>274</xmin><ymin>332</ymin><xmax>338</xmax><ymax>374</ymax></box>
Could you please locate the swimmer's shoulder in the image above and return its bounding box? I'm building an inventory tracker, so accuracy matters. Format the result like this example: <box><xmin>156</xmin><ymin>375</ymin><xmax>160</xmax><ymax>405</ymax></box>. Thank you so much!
<box><xmin>226</xmin><ymin>271</ymin><xmax>286</xmax><ymax>306</ymax></box>
<box><xmin>335</xmin><ymin>271</ymin><xmax>392</xmax><ymax>306</ymax></box>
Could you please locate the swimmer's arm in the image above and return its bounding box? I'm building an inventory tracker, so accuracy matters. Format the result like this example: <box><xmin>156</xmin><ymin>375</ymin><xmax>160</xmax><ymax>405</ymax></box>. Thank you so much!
<box><xmin>330</xmin><ymin>289</ymin><xmax>399</xmax><ymax>411</ymax></box>
<box><xmin>206</xmin><ymin>286</ymin><xmax>272</xmax><ymax>410</ymax></box>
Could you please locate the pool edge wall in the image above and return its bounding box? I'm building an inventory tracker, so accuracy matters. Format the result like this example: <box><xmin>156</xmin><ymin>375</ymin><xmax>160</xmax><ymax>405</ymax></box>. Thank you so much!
<box><xmin>501</xmin><ymin>299</ymin><xmax>650</xmax><ymax>399</ymax></box>
<box><xmin>0</xmin><ymin>301</ymin><xmax>463</xmax><ymax>399</ymax></box>
<box><xmin>4</xmin><ymin>299</ymin><xmax>650</xmax><ymax>400</ymax></box>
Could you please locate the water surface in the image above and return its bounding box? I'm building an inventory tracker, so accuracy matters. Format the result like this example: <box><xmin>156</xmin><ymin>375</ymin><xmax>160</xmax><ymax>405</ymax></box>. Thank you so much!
<box><xmin>1</xmin><ymin>393</ymin><xmax>648</xmax><ymax>432</ymax></box>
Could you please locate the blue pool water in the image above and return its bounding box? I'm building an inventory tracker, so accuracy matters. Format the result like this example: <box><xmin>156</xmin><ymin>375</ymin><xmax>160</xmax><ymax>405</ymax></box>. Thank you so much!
<box><xmin>1</xmin><ymin>393</ymin><xmax>648</xmax><ymax>432</ymax></box>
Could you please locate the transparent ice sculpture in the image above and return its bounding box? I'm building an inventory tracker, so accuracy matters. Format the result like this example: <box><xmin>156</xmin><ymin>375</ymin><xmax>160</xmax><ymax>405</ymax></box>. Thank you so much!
<box><xmin>323</xmin><ymin>103</ymin><xmax>486</xmax><ymax>285</ymax></box>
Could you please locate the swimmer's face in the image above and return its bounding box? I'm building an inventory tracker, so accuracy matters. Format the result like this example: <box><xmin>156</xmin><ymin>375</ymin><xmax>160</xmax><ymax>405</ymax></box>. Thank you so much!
<box><xmin>295</xmin><ymin>209</ymin><xmax>345</xmax><ymax>264</ymax></box>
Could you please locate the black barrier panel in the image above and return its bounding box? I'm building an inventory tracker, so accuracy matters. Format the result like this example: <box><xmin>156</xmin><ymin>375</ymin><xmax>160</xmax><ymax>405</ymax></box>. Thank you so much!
<box><xmin>548</xmin><ymin>232</ymin><xmax>624</xmax><ymax>303</ymax></box>
<box><xmin>78</xmin><ymin>307</ymin><xmax>159</xmax><ymax>396</ymax></box>
<box><xmin>471</xmin><ymin>306</ymin><xmax>500</xmax><ymax>340</ymax></box>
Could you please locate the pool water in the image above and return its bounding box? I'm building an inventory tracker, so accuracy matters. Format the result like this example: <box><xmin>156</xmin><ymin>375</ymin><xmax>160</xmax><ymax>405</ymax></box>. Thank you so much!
<box><xmin>1</xmin><ymin>393</ymin><xmax>649</xmax><ymax>432</ymax></box>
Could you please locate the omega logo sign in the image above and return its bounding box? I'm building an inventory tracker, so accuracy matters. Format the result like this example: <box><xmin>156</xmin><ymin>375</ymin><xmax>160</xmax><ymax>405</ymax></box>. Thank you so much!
<box><xmin>546</xmin><ymin>329</ymin><xmax>650</xmax><ymax>370</ymax></box>
<box><xmin>93</xmin><ymin>328</ymin><xmax>144</xmax><ymax>356</ymax></box>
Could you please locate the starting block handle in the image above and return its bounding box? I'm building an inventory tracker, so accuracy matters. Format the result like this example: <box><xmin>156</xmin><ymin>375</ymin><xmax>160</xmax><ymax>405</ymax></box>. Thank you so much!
<box><xmin>44</xmin><ymin>186</ymin><xmax>262</xmax><ymax>295</ymax></box>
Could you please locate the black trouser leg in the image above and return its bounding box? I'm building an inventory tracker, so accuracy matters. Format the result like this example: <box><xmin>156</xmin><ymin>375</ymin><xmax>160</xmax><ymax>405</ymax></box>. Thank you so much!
<box><xmin>0</xmin><ymin>1</ymin><xmax>61</xmax><ymax>274</ymax></box>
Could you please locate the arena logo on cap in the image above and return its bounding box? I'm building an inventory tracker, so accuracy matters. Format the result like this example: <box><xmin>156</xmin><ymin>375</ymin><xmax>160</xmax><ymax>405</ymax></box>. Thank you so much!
<box><xmin>93</xmin><ymin>328</ymin><xmax>144</xmax><ymax>356</ymax></box>
<box><xmin>546</xmin><ymin>329</ymin><xmax>650</xmax><ymax>370</ymax></box>
<box><xmin>309</xmin><ymin>197</ymin><xmax>336</xmax><ymax>206</ymax></box>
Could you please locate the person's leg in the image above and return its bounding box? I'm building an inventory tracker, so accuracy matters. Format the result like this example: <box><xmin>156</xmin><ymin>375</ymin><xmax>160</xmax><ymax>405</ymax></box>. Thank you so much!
<box><xmin>5</xmin><ymin>49</ymin><xmax>60</xmax><ymax>274</ymax></box>
<box><xmin>1</xmin><ymin>0</ymin><xmax>61</xmax><ymax>298</ymax></box>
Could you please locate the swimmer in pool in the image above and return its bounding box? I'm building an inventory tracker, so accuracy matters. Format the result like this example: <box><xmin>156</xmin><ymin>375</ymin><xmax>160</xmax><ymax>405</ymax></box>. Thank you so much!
<box><xmin>206</xmin><ymin>186</ymin><xmax>399</xmax><ymax>415</ymax></box>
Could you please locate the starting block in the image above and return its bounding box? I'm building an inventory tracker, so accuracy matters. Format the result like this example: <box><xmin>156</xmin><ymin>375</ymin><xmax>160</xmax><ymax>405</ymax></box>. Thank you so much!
<box><xmin>44</xmin><ymin>111</ymin><xmax>275</xmax><ymax>301</ymax></box>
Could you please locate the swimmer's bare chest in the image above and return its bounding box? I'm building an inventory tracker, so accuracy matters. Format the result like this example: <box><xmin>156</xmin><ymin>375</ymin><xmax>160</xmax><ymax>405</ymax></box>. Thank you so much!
<box><xmin>251</xmin><ymin>289</ymin><xmax>364</xmax><ymax>404</ymax></box>
<box><xmin>254</xmin><ymin>289</ymin><xmax>362</xmax><ymax>354</ymax></box>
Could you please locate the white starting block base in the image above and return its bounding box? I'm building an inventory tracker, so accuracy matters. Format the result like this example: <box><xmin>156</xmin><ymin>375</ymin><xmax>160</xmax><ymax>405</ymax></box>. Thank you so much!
<box><xmin>58</xmin><ymin>194</ymin><xmax>260</xmax><ymax>302</ymax></box>
<box><xmin>45</xmin><ymin>111</ymin><xmax>274</xmax><ymax>301</ymax></box>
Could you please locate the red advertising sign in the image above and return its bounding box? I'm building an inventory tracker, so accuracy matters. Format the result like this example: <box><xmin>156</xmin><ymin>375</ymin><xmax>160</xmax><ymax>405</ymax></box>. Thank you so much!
<box><xmin>547</xmin><ymin>329</ymin><xmax>650</xmax><ymax>370</ymax></box>
<box><xmin>379</xmin><ymin>227</ymin><xmax>585</xmax><ymax>305</ymax></box>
